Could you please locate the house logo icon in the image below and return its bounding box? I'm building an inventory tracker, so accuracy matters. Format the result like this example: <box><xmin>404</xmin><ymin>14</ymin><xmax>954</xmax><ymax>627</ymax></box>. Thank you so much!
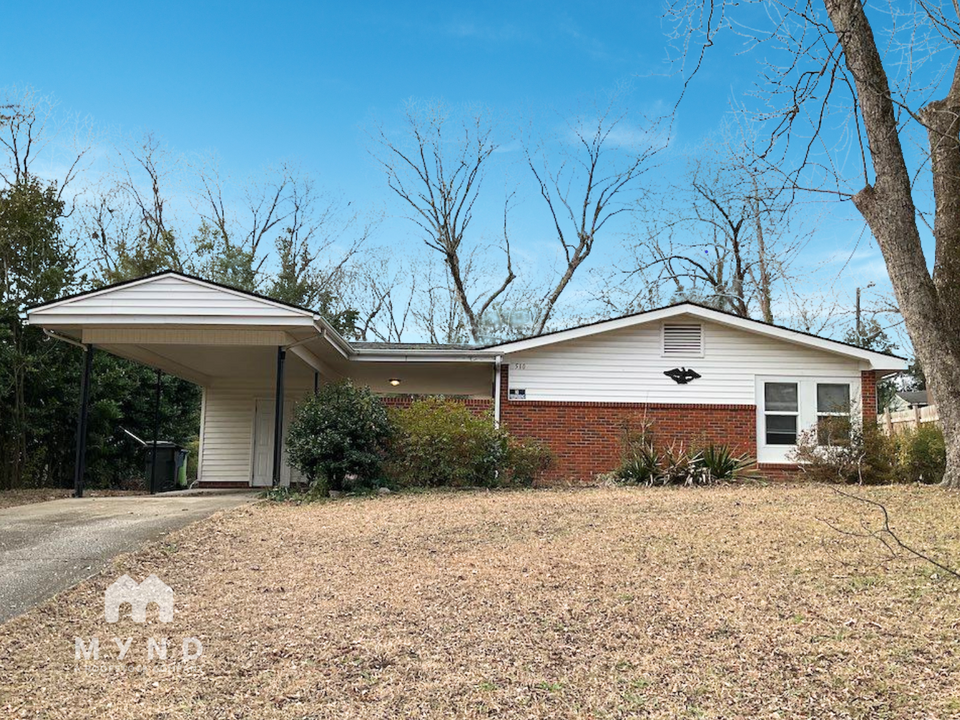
<box><xmin>104</xmin><ymin>574</ymin><xmax>174</xmax><ymax>624</ymax></box>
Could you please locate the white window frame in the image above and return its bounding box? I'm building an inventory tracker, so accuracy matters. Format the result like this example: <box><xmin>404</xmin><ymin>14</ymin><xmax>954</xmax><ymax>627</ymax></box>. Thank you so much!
<box><xmin>762</xmin><ymin>381</ymin><xmax>800</xmax><ymax>449</ymax></box>
<box><xmin>815</xmin><ymin>383</ymin><xmax>853</xmax><ymax>446</ymax></box>
<box><xmin>756</xmin><ymin>376</ymin><xmax>861</xmax><ymax>464</ymax></box>
<box><xmin>660</xmin><ymin>322</ymin><xmax>705</xmax><ymax>358</ymax></box>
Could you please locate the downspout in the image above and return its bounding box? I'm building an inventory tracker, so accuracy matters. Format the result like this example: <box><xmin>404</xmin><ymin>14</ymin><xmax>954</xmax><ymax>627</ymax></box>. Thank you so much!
<box><xmin>493</xmin><ymin>355</ymin><xmax>503</xmax><ymax>428</ymax></box>
<box><xmin>43</xmin><ymin>328</ymin><xmax>86</xmax><ymax>350</ymax></box>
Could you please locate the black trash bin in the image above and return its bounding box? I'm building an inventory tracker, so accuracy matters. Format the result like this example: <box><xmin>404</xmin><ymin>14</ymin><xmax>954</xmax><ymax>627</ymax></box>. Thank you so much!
<box><xmin>144</xmin><ymin>441</ymin><xmax>185</xmax><ymax>493</ymax></box>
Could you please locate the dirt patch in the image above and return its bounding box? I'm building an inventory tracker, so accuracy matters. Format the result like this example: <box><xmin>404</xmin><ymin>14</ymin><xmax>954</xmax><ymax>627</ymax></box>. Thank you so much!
<box><xmin>0</xmin><ymin>488</ymin><xmax>148</xmax><ymax>510</ymax></box>
<box><xmin>2</xmin><ymin>484</ymin><xmax>960</xmax><ymax>718</ymax></box>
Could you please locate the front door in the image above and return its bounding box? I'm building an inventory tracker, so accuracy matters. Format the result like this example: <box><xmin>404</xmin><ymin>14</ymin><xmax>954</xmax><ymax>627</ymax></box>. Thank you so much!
<box><xmin>251</xmin><ymin>398</ymin><xmax>306</xmax><ymax>487</ymax></box>
<box><xmin>252</xmin><ymin>398</ymin><xmax>275</xmax><ymax>487</ymax></box>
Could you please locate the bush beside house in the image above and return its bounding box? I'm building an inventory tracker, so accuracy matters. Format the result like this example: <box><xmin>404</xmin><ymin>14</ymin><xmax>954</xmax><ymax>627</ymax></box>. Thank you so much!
<box><xmin>285</xmin><ymin>386</ymin><xmax>553</xmax><ymax>495</ymax></box>
<box><xmin>286</xmin><ymin>381</ymin><xmax>392</xmax><ymax>493</ymax></box>
<box><xmin>612</xmin><ymin>422</ymin><xmax>754</xmax><ymax>486</ymax></box>
<box><xmin>792</xmin><ymin>423</ymin><xmax>946</xmax><ymax>485</ymax></box>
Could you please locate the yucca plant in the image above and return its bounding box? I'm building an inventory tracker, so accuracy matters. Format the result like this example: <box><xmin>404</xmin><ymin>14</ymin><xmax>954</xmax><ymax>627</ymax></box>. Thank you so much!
<box><xmin>699</xmin><ymin>444</ymin><xmax>754</xmax><ymax>483</ymax></box>
<box><xmin>660</xmin><ymin>443</ymin><xmax>707</xmax><ymax>486</ymax></box>
<box><xmin>617</xmin><ymin>443</ymin><xmax>662</xmax><ymax>485</ymax></box>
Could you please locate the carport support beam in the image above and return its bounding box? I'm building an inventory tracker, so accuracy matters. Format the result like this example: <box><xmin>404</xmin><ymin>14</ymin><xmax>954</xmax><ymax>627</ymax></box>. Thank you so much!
<box><xmin>150</xmin><ymin>369</ymin><xmax>162</xmax><ymax>494</ymax></box>
<box><xmin>272</xmin><ymin>346</ymin><xmax>286</xmax><ymax>486</ymax></box>
<box><xmin>72</xmin><ymin>344</ymin><xmax>95</xmax><ymax>498</ymax></box>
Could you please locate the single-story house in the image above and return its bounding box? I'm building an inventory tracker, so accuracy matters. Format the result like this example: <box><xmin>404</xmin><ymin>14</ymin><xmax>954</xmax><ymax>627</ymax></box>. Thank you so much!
<box><xmin>889</xmin><ymin>390</ymin><xmax>929</xmax><ymax>411</ymax></box>
<box><xmin>25</xmin><ymin>272</ymin><xmax>906</xmax><ymax>490</ymax></box>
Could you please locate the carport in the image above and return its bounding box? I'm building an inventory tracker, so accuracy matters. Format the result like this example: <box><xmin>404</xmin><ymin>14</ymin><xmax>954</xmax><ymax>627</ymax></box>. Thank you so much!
<box><xmin>24</xmin><ymin>272</ymin><xmax>497</xmax><ymax>496</ymax></box>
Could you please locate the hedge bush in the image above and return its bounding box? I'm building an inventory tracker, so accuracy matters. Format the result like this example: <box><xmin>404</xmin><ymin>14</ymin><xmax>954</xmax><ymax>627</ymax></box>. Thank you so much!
<box><xmin>286</xmin><ymin>381</ymin><xmax>391</xmax><ymax>493</ymax></box>
<box><xmin>791</xmin><ymin>422</ymin><xmax>946</xmax><ymax>485</ymax></box>
<box><xmin>896</xmin><ymin>424</ymin><xmax>946</xmax><ymax>484</ymax></box>
<box><xmin>386</xmin><ymin>397</ymin><xmax>552</xmax><ymax>488</ymax></box>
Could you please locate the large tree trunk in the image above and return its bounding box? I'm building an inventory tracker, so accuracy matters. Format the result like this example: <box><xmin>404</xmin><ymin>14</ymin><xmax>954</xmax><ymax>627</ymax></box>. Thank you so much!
<box><xmin>825</xmin><ymin>0</ymin><xmax>960</xmax><ymax>487</ymax></box>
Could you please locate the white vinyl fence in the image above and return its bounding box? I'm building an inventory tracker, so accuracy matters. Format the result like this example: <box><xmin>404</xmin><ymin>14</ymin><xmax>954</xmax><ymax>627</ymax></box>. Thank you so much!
<box><xmin>880</xmin><ymin>405</ymin><xmax>941</xmax><ymax>435</ymax></box>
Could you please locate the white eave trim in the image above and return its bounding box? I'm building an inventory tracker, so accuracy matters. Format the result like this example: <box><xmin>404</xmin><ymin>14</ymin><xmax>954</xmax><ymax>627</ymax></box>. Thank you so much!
<box><xmin>350</xmin><ymin>348</ymin><xmax>497</xmax><ymax>363</ymax></box>
<box><xmin>486</xmin><ymin>304</ymin><xmax>907</xmax><ymax>371</ymax></box>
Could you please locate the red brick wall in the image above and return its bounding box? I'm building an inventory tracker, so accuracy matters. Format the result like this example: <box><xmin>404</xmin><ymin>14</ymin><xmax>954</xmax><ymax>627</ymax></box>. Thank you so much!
<box><xmin>380</xmin><ymin>394</ymin><xmax>493</xmax><ymax>417</ymax></box>
<box><xmin>861</xmin><ymin>370</ymin><xmax>879</xmax><ymax>425</ymax></box>
<box><xmin>498</xmin><ymin>366</ymin><xmax>756</xmax><ymax>483</ymax></box>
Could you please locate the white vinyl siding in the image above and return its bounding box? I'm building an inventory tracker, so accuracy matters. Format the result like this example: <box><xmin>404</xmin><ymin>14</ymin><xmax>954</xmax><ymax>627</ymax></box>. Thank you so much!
<box><xmin>505</xmin><ymin>316</ymin><xmax>863</xmax><ymax>405</ymax></box>
<box><xmin>199</xmin><ymin>380</ymin><xmax>312</xmax><ymax>484</ymax></box>
<box><xmin>29</xmin><ymin>275</ymin><xmax>313</xmax><ymax>327</ymax></box>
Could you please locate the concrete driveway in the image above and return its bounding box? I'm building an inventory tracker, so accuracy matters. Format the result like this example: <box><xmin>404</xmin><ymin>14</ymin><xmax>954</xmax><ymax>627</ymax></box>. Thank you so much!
<box><xmin>0</xmin><ymin>491</ymin><xmax>255</xmax><ymax>624</ymax></box>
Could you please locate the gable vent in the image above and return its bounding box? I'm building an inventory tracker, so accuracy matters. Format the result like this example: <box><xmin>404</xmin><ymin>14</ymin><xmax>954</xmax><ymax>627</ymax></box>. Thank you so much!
<box><xmin>663</xmin><ymin>323</ymin><xmax>703</xmax><ymax>356</ymax></box>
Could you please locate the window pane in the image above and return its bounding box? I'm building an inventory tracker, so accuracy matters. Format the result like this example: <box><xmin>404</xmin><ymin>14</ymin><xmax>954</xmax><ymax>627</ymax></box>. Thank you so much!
<box><xmin>765</xmin><ymin>383</ymin><xmax>798</xmax><ymax>412</ymax></box>
<box><xmin>817</xmin><ymin>415</ymin><xmax>852</xmax><ymax>446</ymax></box>
<box><xmin>765</xmin><ymin>414</ymin><xmax>797</xmax><ymax>445</ymax></box>
<box><xmin>817</xmin><ymin>384</ymin><xmax>850</xmax><ymax>414</ymax></box>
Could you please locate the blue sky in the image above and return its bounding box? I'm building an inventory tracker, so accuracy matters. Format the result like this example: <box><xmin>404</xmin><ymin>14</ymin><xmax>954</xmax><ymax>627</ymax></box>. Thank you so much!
<box><xmin>1</xmin><ymin>1</ymin><xmax>900</xmax><ymax>341</ymax></box>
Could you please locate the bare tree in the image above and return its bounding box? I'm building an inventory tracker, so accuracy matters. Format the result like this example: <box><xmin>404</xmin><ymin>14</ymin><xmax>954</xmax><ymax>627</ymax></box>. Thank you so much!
<box><xmin>83</xmin><ymin>133</ymin><xmax>186</xmax><ymax>283</ymax></box>
<box><xmin>373</xmin><ymin>101</ymin><xmax>516</xmax><ymax>342</ymax></box>
<box><xmin>194</xmin><ymin>159</ymin><xmax>307</xmax><ymax>282</ymax></box>
<box><xmin>665</xmin><ymin>0</ymin><xmax>960</xmax><ymax>486</ymax></box>
<box><xmin>348</xmin><ymin>249</ymin><xmax>417</xmax><ymax>343</ymax></box>
<box><xmin>0</xmin><ymin>87</ymin><xmax>91</xmax><ymax>200</ymax></box>
<box><xmin>524</xmin><ymin>98</ymin><xmax>667</xmax><ymax>334</ymax></box>
<box><xmin>623</xmin><ymin>130</ymin><xmax>809</xmax><ymax>320</ymax></box>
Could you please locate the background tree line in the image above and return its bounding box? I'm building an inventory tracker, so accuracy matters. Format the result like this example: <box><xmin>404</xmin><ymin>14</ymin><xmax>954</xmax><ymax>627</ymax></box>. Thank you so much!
<box><xmin>0</xmin><ymin>83</ymin><xmax>912</xmax><ymax>489</ymax></box>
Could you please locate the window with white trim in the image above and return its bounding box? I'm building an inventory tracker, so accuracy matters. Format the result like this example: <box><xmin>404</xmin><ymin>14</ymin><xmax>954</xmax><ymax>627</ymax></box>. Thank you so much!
<box><xmin>757</xmin><ymin>378</ymin><xmax>859</xmax><ymax>464</ymax></box>
<box><xmin>662</xmin><ymin>323</ymin><xmax>703</xmax><ymax>356</ymax></box>
<box><xmin>816</xmin><ymin>383</ymin><xmax>852</xmax><ymax>445</ymax></box>
<box><xmin>764</xmin><ymin>382</ymin><xmax>799</xmax><ymax>445</ymax></box>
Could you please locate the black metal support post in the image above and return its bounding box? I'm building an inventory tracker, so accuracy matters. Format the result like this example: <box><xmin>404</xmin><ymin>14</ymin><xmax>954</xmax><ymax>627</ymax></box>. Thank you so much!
<box><xmin>272</xmin><ymin>346</ymin><xmax>286</xmax><ymax>487</ymax></box>
<box><xmin>314</xmin><ymin>370</ymin><xmax>319</xmax><ymax>395</ymax></box>
<box><xmin>150</xmin><ymin>369</ymin><xmax>162</xmax><ymax>494</ymax></box>
<box><xmin>72</xmin><ymin>345</ymin><xmax>95</xmax><ymax>498</ymax></box>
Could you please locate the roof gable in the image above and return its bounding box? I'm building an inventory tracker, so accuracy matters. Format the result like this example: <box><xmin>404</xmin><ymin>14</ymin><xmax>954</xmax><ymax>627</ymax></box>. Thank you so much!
<box><xmin>485</xmin><ymin>303</ymin><xmax>906</xmax><ymax>371</ymax></box>
<box><xmin>26</xmin><ymin>272</ymin><xmax>317</xmax><ymax>327</ymax></box>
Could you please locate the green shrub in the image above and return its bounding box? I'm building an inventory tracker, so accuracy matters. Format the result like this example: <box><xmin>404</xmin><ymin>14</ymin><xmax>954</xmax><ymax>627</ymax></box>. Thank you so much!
<box><xmin>387</xmin><ymin>398</ymin><xmax>506</xmax><ymax>487</ymax></box>
<box><xmin>386</xmin><ymin>397</ymin><xmax>549</xmax><ymax>488</ymax></box>
<box><xmin>895</xmin><ymin>424</ymin><xmax>946</xmax><ymax>484</ymax></box>
<box><xmin>614</xmin><ymin>429</ymin><xmax>752</xmax><ymax>486</ymax></box>
<box><xmin>504</xmin><ymin>438</ymin><xmax>554</xmax><ymax>486</ymax></box>
<box><xmin>286</xmin><ymin>381</ymin><xmax>391</xmax><ymax>493</ymax></box>
<box><xmin>617</xmin><ymin>443</ymin><xmax>662</xmax><ymax>485</ymax></box>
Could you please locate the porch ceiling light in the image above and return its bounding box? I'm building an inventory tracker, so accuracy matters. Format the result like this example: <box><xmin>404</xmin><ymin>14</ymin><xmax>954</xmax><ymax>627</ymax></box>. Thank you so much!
<box><xmin>389</xmin><ymin>378</ymin><xmax>401</xmax><ymax>386</ymax></box>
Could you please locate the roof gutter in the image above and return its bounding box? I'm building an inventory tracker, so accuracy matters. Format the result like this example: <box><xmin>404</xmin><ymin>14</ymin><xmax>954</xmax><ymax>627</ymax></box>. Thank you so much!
<box><xmin>349</xmin><ymin>348</ymin><xmax>498</xmax><ymax>363</ymax></box>
<box><xmin>311</xmin><ymin>318</ymin><xmax>352</xmax><ymax>359</ymax></box>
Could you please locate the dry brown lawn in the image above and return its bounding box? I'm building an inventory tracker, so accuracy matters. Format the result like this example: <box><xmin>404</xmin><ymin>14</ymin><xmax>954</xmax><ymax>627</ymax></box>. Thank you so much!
<box><xmin>2</xmin><ymin>484</ymin><xmax>960</xmax><ymax>719</ymax></box>
<box><xmin>0</xmin><ymin>488</ymin><xmax>73</xmax><ymax>509</ymax></box>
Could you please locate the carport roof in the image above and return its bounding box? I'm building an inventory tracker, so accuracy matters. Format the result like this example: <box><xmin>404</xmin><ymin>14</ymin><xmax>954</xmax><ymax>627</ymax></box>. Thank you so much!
<box><xmin>24</xmin><ymin>271</ymin><xmax>496</xmax><ymax>366</ymax></box>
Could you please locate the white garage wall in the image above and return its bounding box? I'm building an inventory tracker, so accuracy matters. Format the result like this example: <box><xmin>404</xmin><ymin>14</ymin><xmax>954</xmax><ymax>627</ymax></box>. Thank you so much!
<box><xmin>504</xmin><ymin>315</ymin><xmax>864</xmax><ymax>404</ymax></box>
<box><xmin>199</xmin><ymin>380</ymin><xmax>313</xmax><ymax>484</ymax></box>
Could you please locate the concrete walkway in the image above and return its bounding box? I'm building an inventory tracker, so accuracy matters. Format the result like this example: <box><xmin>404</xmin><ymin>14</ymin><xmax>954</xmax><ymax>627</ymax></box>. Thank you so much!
<box><xmin>0</xmin><ymin>491</ymin><xmax>256</xmax><ymax>624</ymax></box>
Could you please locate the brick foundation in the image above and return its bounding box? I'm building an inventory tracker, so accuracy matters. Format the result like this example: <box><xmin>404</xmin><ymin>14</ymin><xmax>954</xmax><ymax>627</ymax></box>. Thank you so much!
<box><xmin>755</xmin><ymin>464</ymin><xmax>803</xmax><ymax>481</ymax></box>
<box><xmin>498</xmin><ymin>366</ymin><xmax>756</xmax><ymax>483</ymax></box>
